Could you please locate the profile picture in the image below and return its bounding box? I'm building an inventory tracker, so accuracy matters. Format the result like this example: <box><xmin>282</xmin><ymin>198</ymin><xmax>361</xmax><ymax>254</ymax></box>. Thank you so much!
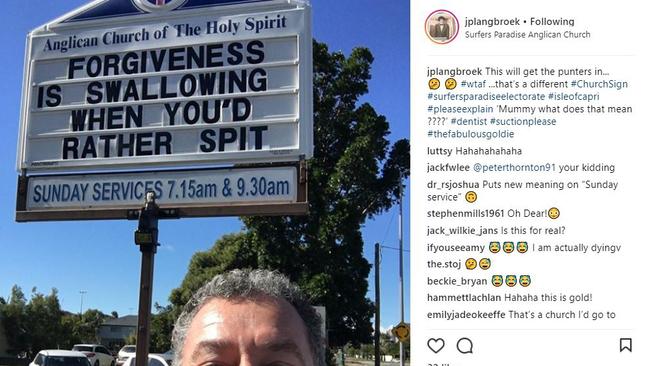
<box><xmin>425</xmin><ymin>10</ymin><xmax>459</xmax><ymax>44</ymax></box>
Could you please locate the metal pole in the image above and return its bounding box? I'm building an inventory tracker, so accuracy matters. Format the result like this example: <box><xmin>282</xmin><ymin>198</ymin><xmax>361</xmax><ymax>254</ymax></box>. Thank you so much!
<box><xmin>374</xmin><ymin>243</ymin><xmax>381</xmax><ymax>366</ymax></box>
<box><xmin>134</xmin><ymin>192</ymin><xmax>159</xmax><ymax>366</ymax></box>
<box><xmin>398</xmin><ymin>176</ymin><xmax>404</xmax><ymax>366</ymax></box>
<box><xmin>79</xmin><ymin>290</ymin><xmax>86</xmax><ymax>316</ymax></box>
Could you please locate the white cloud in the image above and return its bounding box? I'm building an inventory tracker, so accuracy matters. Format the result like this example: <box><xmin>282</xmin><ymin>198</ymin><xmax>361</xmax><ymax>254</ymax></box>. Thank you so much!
<box><xmin>160</xmin><ymin>244</ymin><xmax>175</xmax><ymax>252</ymax></box>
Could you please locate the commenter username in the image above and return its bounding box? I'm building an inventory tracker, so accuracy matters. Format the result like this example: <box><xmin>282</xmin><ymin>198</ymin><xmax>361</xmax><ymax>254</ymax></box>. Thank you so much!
<box><xmin>427</xmin><ymin>310</ymin><xmax>506</xmax><ymax>320</ymax></box>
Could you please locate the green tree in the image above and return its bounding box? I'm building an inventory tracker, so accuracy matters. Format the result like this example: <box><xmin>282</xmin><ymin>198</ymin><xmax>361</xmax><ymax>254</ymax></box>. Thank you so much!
<box><xmin>60</xmin><ymin>314</ymin><xmax>83</xmax><ymax>348</ymax></box>
<box><xmin>379</xmin><ymin>331</ymin><xmax>398</xmax><ymax>358</ymax></box>
<box><xmin>165</xmin><ymin>40</ymin><xmax>410</xmax><ymax>349</ymax></box>
<box><xmin>149</xmin><ymin>304</ymin><xmax>175</xmax><ymax>352</ymax></box>
<box><xmin>243</xmin><ymin>41</ymin><xmax>409</xmax><ymax>347</ymax></box>
<box><xmin>379</xmin><ymin>330</ymin><xmax>409</xmax><ymax>360</ymax></box>
<box><xmin>0</xmin><ymin>286</ymin><xmax>29</xmax><ymax>355</ymax></box>
<box><xmin>358</xmin><ymin>344</ymin><xmax>373</xmax><ymax>359</ymax></box>
<box><xmin>121</xmin><ymin>304</ymin><xmax>175</xmax><ymax>352</ymax></box>
<box><xmin>76</xmin><ymin>309</ymin><xmax>108</xmax><ymax>343</ymax></box>
<box><xmin>24</xmin><ymin>288</ymin><xmax>65</xmax><ymax>352</ymax></box>
<box><xmin>169</xmin><ymin>233</ymin><xmax>256</xmax><ymax>310</ymax></box>
<box><xmin>124</xmin><ymin>331</ymin><xmax>137</xmax><ymax>346</ymax></box>
<box><xmin>0</xmin><ymin>287</ymin><xmax>73</xmax><ymax>356</ymax></box>
<box><xmin>0</xmin><ymin>286</ymin><xmax>111</xmax><ymax>354</ymax></box>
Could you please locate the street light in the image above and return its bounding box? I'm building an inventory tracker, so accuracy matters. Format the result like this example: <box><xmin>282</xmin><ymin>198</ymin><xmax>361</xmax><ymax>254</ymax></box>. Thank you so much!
<box><xmin>79</xmin><ymin>290</ymin><xmax>87</xmax><ymax>316</ymax></box>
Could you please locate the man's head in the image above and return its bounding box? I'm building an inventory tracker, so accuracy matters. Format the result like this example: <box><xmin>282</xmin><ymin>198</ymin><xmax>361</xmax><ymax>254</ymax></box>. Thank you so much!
<box><xmin>437</xmin><ymin>16</ymin><xmax>447</xmax><ymax>24</ymax></box>
<box><xmin>172</xmin><ymin>269</ymin><xmax>324</xmax><ymax>366</ymax></box>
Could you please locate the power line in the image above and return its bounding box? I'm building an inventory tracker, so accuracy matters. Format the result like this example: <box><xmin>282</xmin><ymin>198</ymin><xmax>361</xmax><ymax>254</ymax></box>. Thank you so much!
<box><xmin>381</xmin><ymin>245</ymin><xmax>410</xmax><ymax>252</ymax></box>
<box><xmin>380</xmin><ymin>208</ymin><xmax>397</xmax><ymax>246</ymax></box>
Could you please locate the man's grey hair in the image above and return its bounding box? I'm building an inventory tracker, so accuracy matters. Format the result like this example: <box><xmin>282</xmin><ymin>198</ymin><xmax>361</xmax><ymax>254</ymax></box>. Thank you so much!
<box><xmin>171</xmin><ymin>269</ymin><xmax>325</xmax><ymax>366</ymax></box>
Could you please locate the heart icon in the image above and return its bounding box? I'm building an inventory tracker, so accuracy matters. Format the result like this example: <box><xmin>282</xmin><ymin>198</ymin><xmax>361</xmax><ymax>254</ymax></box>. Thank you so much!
<box><xmin>427</xmin><ymin>338</ymin><xmax>445</xmax><ymax>353</ymax></box>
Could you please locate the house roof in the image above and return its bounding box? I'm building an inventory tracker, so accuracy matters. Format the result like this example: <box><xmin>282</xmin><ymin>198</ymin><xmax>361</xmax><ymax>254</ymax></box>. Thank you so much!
<box><xmin>102</xmin><ymin>315</ymin><xmax>138</xmax><ymax>327</ymax></box>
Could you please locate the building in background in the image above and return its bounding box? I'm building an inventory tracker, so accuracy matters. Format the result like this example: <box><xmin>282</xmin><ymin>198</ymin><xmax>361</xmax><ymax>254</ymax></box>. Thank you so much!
<box><xmin>97</xmin><ymin>315</ymin><xmax>137</xmax><ymax>350</ymax></box>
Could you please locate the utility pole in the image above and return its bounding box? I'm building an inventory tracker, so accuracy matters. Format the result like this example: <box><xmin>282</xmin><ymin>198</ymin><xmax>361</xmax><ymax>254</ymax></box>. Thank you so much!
<box><xmin>374</xmin><ymin>243</ymin><xmax>381</xmax><ymax>366</ymax></box>
<box><xmin>128</xmin><ymin>191</ymin><xmax>177</xmax><ymax>366</ymax></box>
<box><xmin>398</xmin><ymin>176</ymin><xmax>405</xmax><ymax>366</ymax></box>
<box><xmin>134</xmin><ymin>192</ymin><xmax>159</xmax><ymax>366</ymax></box>
<box><xmin>79</xmin><ymin>290</ymin><xmax>87</xmax><ymax>317</ymax></box>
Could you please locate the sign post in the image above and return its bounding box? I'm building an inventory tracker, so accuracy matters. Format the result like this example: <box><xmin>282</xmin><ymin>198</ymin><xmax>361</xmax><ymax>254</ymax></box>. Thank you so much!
<box><xmin>15</xmin><ymin>1</ymin><xmax>314</xmax><ymax>362</ymax></box>
<box><xmin>134</xmin><ymin>192</ymin><xmax>159</xmax><ymax>366</ymax></box>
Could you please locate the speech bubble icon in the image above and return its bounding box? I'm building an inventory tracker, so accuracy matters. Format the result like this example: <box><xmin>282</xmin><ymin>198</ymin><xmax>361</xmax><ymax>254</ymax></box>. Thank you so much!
<box><xmin>456</xmin><ymin>337</ymin><xmax>474</xmax><ymax>354</ymax></box>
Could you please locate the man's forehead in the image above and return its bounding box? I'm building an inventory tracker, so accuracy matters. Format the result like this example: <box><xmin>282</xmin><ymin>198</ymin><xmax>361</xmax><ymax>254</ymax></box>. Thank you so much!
<box><xmin>182</xmin><ymin>295</ymin><xmax>314</xmax><ymax>366</ymax></box>
<box><xmin>195</xmin><ymin>296</ymin><xmax>297</xmax><ymax>326</ymax></box>
<box><xmin>186</xmin><ymin>295</ymin><xmax>310</xmax><ymax>344</ymax></box>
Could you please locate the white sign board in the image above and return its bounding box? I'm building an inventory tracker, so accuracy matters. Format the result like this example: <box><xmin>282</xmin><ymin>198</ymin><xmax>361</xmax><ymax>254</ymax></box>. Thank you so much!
<box><xmin>17</xmin><ymin>0</ymin><xmax>313</xmax><ymax>173</ymax></box>
<box><xmin>16</xmin><ymin>162</ymin><xmax>307</xmax><ymax>221</ymax></box>
<box><xmin>27</xmin><ymin>166</ymin><xmax>297</xmax><ymax>210</ymax></box>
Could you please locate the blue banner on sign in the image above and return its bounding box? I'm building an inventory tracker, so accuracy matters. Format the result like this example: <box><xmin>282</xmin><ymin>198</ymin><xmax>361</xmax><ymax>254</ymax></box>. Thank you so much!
<box><xmin>65</xmin><ymin>0</ymin><xmax>273</xmax><ymax>23</ymax></box>
<box><xmin>65</xmin><ymin>0</ymin><xmax>140</xmax><ymax>22</ymax></box>
<box><xmin>184</xmin><ymin>0</ymin><xmax>272</xmax><ymax>10</ymax></box>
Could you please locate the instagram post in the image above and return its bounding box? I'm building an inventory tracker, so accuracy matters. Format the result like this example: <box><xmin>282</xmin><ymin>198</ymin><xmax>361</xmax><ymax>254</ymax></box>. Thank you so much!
<box><xmin>2</xmin><ymin>0</ymin><xmax>649</xmax><ymax>366</ymax></box>
<box><xmin>1</xmin><ymin>2</ymin><xmax>410</xmax><ymax>366</ymax></box>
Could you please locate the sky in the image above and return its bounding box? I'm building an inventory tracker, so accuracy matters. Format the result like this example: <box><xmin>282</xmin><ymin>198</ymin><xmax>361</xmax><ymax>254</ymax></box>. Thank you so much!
<box><xmin>0</xmin><ymin>0</ymin><xmax>410</xmax><ymax>333</ymax></box>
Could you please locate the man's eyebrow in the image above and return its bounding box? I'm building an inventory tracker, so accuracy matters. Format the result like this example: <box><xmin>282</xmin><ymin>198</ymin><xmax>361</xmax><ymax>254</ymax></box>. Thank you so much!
<box><xmin>191</xmin><ymin>340</ymin><xmax>235</xmax><ymax>362</ymax></box>
<box><xmin>190</xmin><ymin>338</ymin><xmax>308</xmax><ymax>366</ymax></box>
<box><xmin>259</xmin><ymin>339</ymin><xmax>306</xmax><ymax>366</ymax></box>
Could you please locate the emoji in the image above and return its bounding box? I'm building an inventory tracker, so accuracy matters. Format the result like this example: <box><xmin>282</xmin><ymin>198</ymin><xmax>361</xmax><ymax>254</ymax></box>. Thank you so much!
<box><xmin>519</xmin><ymin>275</ymin><xmax>531</xmax><ymax>287</ymax></box>
<box><xmin>445</xmin><ymin>77</ymin><xmax>457</xmax><ymax>90</ymax></box>
<box><xmin>479</xmin><ymin>258</ymin><xmax>491</xmax><ymax>270</ymax></box>
<box><xmin>506</xmin><ymin>275</ymin><xmax>517</xmax><ymax>287</ymax></box>
<box><xmin>517</xmin><ymin>241</ymin><xmax>528</xmax><ymax>253</ymax></box>
<box><xmin>503</xmin><ymin>242</ymin><xmax>514</xmax><ymax>253</ymax></box>
<box><xmin>548</xmin><ymin>207</ymin><xmax>560</xmax><ymax>219</ymax></box>
<box><xmin>465</xmin><ymin>258</ymin><xmax>477</xmax><ymax>270</ymax></box>
<box><xmin>489</xmin><ymin>242</ymin><xmax>501</xmax><ymax>253</ymax></box>
<box><xmin>428</xmin><ymin>78</ymin><xmax>441</xmax><ymax>90</ymax></box>
<box><xmin>492</xmin><ymin>275</ymin><xmax>503</xmax><ymax>287</ymax></box>
<box><xmin>465</xmin><ymin>191</ymin><xmax>477</xmax><ymax>203</ymax></box>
